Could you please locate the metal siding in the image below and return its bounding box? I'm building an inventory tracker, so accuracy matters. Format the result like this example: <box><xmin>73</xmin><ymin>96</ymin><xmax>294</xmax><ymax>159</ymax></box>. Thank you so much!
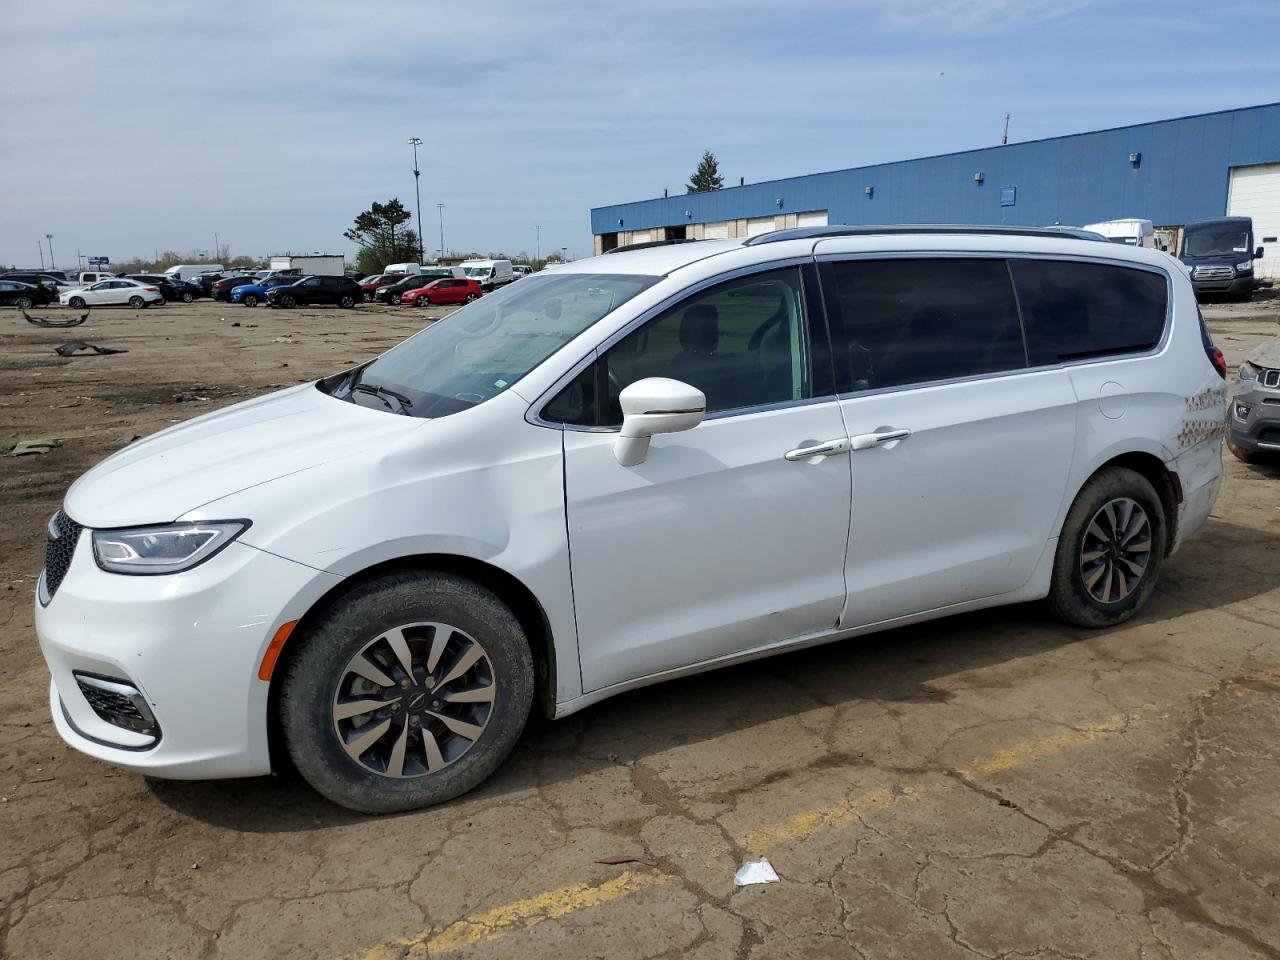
<box><xmin>591</xmin><ymin>103</ymin><xmax>1280</xmax><ymax>236</ymax></box>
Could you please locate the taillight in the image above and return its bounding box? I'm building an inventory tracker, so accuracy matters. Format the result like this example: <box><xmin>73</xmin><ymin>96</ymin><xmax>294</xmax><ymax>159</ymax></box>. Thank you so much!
<box><xmin>144</xmin><ymin>286</ymin><xmax>157</xmax><ymax>292</ymax></box>
<box><xmin>1209</xmin><ymin>347</ymin><xmax>1226</xmax><ymax>379</ymax></box>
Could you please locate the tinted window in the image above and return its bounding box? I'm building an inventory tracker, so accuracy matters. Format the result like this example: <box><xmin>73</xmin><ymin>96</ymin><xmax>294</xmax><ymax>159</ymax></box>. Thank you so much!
<box><xmin>597</xmin><ymin>267</ymin><xmax>811</xmax><ymax>424</ymax></box>
<box><xmin>1011</xmin><ymin>259</ymin><xmax>1168</xmax><ymax>364</ymax></box>
<box><xmin>824</xmin><ymin>258</ymin><xmax>1025</xmax><ymax>391</ymax></box>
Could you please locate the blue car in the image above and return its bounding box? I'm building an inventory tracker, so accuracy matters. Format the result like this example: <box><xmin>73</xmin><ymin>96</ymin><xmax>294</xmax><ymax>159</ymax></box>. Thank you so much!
<box><xmin>231</xmin><ymin>275</ymin><xmax>300</xmax><ymax>307</ymax></box>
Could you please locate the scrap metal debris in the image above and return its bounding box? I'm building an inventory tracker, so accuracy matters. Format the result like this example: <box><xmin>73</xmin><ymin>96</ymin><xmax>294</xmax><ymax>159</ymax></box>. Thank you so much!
<box><xmin>55</xmin><ymin>341</ymin><xmax>127</xmax><ymax>357</ymax></box>
<box><xmin>22</xmin><ymin>306</ymin><xmax>89</xmax><ymax>328</ymax></box>
<box><xmin>12</xmin><ymin>439</ymin><xmax>60</xmax><ymax>456</ymax></box>
<box><xmin>734</xmin><ymin>858</ymin><xmax>780</xmax><ymax>886</ymax></box>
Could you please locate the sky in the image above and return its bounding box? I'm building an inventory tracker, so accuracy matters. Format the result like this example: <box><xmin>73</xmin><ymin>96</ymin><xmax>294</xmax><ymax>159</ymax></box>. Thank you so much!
<box><xmin>2</xmin><ymin>0</ymin><xmax>1278</xmax><ymax>269</ymax></box>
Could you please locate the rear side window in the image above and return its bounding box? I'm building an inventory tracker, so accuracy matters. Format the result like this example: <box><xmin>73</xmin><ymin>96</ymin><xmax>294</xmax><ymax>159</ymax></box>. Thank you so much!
<box><xmin>823</xmin><ymin>258</ymin><xmax>1025</xmax><ymax>391</ymax></box>
<box><xmin>1011</xmin><ymin>259</ymin><xmax>1168</xmax><ymax>364</ymax></box>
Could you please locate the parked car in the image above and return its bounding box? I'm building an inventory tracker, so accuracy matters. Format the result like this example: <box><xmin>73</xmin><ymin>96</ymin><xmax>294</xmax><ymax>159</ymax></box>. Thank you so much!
<box><xmin>265</xmin><ymin>275</ymin><xmax>362</xmax><ymax>309</ymax></box>
<box><xmin>3</xmin><ymin>272</ymin><xmax>71</xmax><ymax>295</ymax></box>
<box><xmin>399</xmin><ymin>277</ymin><xmax>483</xmax><ymax>306</ymax></box>
<box><xmin>0</xmin><ymin>279</ymin><xmax>54</xmax><ymax>308</ymax></box>
<box><xmin>75</xmin><ymin>271</ymin><xmax>116</xmax><ymax>285</ymax></box>
<box><xmin>460</xmin><ymin>258</ymin><xmax>514</xmax><ymax>290</ymax></box>
<box><xmin>1179</xmin><ymin>216</ymin><xmax>1263</xmax><ymax>301</ymax></box>
<box><xmin>163</xmin><ymin>264</ymin><xmax>225</xmax><ymax>282</ymax></box>
<box><xmin>35</xmin><ymin>225</ymin><xmax>1225</xmax><ymax>813</ymax></box>
<box><xmin>124</xmin><ymin>275</ymin><xmax>191</xmax><ymax>303</ymax></box>
<box><xmin>231</xmin><ymin>275</ymin><xmax>303</xmax><ymax>307</ymax></box>
<box><xmin>190</xmin><ymin>273</ymin><xmax>224</xmax><ymax>297</ymax></box>
<box><xmin>511</xmin><ymin>264</ymin><xmax>533</xmax><ymax>279</ymax></box>
<box><xmin>373</xmin><ymin>274</ymin><xmax>434</xmax><ymax>304</ymax></box>
<box><xmin>1228</xmin><ymin>334</ymin><xmax>1280</xmax><ymax>463</ymax></box>
<box><xmin>358</xmin><ymin>274</ymin><xmax>400</xmax><ymax>302</ymax></box>
<box><xmin>211</xmin><ymin>275</ymin><xmax>260</xmax><ymax>302</ymax></box>
<box><xmin>60</xmin><ymin>278</ymin><xmax>164</xmax><ymax>308</ymax></box>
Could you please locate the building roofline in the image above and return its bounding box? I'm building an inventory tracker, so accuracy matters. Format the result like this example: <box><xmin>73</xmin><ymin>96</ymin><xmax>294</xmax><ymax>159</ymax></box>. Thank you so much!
<box><xmin>592</xmin><ymin>101</ymin><xmax>1280</xmax><ymax>213</ymax></box>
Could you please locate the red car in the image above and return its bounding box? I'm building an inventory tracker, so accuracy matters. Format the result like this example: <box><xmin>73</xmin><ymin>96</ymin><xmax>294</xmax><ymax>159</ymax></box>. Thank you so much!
<box><xmin>358</xmin><ymin>273</ymin><xmax>403</xmax><ymax>302</ymax></box>
<box><xmin>400</xmin><ymin>278</ymin><xmax>483</xmax><ymax>307</ymax></box>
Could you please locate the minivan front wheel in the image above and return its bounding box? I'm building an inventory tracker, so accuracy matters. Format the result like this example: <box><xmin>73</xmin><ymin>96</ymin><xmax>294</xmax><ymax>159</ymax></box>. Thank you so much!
<box><xmin>279</xmin><ymin>572</ymin><xmax>534</xmax><ymax>813</ymax></box>
<box><xmin>1048</xmin><ymin>466</ymin><xmax>1166</xmax><ymax>628</ymax></box>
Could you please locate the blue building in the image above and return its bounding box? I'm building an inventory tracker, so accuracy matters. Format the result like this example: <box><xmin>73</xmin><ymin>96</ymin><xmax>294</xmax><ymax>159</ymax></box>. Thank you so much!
<box><xmin>590</xmin><ymin>102</ymin><xmax>1280</xmax><ymax>277</ymax></box>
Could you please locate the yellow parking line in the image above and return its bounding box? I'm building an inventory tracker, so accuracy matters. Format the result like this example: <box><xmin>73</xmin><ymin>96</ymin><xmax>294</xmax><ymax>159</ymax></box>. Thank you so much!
<box><xmin>351</xmin><ymin>713</ymin><xmax>1127</xmax><ymax>958</ymax></box>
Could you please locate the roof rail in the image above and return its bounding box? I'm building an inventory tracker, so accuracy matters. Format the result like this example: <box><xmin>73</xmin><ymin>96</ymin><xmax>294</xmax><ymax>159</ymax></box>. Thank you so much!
<box><xmin>742</xmin><ymin>224</ymin><xmax>1107</xmax><ymax>246</ymax></box>
<box><xmin>603</xmin><ymin>238</ymin><xmax>700</xmax><ymax>254</ymax></box>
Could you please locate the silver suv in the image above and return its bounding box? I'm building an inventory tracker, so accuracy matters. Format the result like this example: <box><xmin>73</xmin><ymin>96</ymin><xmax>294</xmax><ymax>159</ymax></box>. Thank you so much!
<box><xmin>1230</xmin><ymin>336</ymin><xmax>1280</xmax><ymax>462</ymax></box>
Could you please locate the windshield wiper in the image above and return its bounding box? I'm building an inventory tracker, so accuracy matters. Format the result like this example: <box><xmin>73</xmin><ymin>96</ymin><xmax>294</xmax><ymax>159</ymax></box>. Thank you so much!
<box><xmin>352</xmin><ymin>382</ymin><xmax>414</xmax><ymax>414</ymax></box>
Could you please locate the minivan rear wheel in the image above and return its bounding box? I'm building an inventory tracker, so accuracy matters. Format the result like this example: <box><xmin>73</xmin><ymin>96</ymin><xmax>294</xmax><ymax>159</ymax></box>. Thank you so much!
<box><xmin>1048</xmin><ymin>466</ymin><xmax>1166</xmax><ymax>628</ymax></box>
<box><xmin>279</xmin><ymin>571</ymin><xmax>534</xmax><ymax>813</ymax></box>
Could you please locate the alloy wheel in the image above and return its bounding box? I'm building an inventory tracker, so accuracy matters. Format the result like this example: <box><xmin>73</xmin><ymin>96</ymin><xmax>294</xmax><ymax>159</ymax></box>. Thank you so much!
<box><xmin>1079</xmin><ymin>497</ymin><xmax>1151</xmax><ymax>604</ymax></box>
<box><xmin>331</xmin><ymin>621</ymin><xmax>496</xmax><ymax>778</ymax></box>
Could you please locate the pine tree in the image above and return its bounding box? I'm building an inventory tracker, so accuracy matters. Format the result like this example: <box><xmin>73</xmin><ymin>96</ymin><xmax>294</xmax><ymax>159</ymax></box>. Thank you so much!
<box><xmin>687</xmin><ymin>150</ymin><xmax>724</xmax><ymax>194</ymax></box>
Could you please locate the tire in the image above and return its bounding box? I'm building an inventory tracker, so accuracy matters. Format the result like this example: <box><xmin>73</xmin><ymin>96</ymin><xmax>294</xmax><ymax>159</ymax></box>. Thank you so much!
<box><xmin>182</xmin><ymin>292</ymin><xmax>194</xmax><ymax>303</ymax></box>
<box><xmin>464</xmin><ymin>292</ymin><xmax>478</xmax><ymax>303</ymax></box>
<box><xmin>279</xmin><ymin>571</ymin><xmax>534</xmax><ymax>813</ymax></box>
<box><xmin>414</xmin><ymin>296</ymin><xmax>429</xmax><ymax>307</ymax></box>
<box><xmin>1047</xmin><ymin>466</ymin><xmax>1167</xmax><ymax>628</ymax></box>
<box><xmin>280</xmin><ymin>294</ymin><xmax>297</xmax><ymax>309</ymax></box>
<box><xmin>391</xmin><ymin>295</ymin><xmax>402</xmax><ymax>305</ymax></box>
<box><xmin>338</xmin><ymin>295</ymin><xmax>355</xmax><ymax>308</ymax></box>
<box><xmin>363</xmin><ymin>292</ymin><xmax>373</xmax><ymax>302</ymax></box>
<box><xmin>16</xmin><ymin>296</ymin><xmax>34</xmax><ymax>309</ymax></box>
<box><xmin>128</xmin><ymin>296</ymin><xmax>144</xmax><ymax>309</ymax></box>
<box><xmin>69</xmin><ymin>296</ymin><xmax>86</xmax><ymax>309</ymax></box>
<box><xmin>242</xmin><ymin>294</ymin><xmax>258</xmax><ymax>307</ymax></box>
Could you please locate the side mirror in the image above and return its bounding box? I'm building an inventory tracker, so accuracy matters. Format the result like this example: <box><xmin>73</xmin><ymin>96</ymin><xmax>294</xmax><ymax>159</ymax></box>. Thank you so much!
<box><xmin>613</xmin><ymin>377</ymin><xmax>706</xmax><ymax>466</ymax></box>
<box><xmin>1255</xmin><ymin>246</ymin><xmax>1264</xmax><ymax>259</ymax></box>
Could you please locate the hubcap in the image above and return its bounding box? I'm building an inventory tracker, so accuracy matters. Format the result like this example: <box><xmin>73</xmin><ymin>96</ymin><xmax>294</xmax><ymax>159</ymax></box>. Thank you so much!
<box><xmin>1080</xmin><ymin>497</ymin><xmax>1151</xmax><ymax>604</ymax></box>
<box><xmin>331</xmin><ymin>622</ymin><xmax>496</xmax><ymax>779</ymax></box>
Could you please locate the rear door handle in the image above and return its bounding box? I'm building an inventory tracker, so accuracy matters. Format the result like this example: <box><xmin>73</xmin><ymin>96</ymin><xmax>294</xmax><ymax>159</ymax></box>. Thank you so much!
<box><xmin>784</xmin><ymin>438</ymin><xmax>851</xmax><ymax>461</ymax></box>
<box><xmin>849</xmin><ymin>428</ymin><xmax>912</xmax><ymax>451</ymax></box>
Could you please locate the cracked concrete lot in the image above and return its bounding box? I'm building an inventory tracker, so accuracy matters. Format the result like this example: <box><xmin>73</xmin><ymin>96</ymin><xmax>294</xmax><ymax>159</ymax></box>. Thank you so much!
<box><xmin>2</xmin><ymin>295</ymin><xmax>1279</xmax><ymax>960</ymax></box>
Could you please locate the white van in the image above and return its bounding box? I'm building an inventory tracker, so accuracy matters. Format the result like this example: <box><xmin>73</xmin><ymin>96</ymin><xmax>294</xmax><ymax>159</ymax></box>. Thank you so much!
<box><xmin>460</xmin><ymin>258</ymin><xmax>514</xmax><ymax>290</ymax></box>
<box><xmin>36</xmin><ymin>225</ymin><xmax>1225</xmax><ymax>812</ymax></box>
<box><xmin>382</xmin><ymin>262</ymin><xmax>425</xmax><ymax>276</ymax></box>
<box><xmin>164</xmin><ymin>264</ymin><xmax>225</xmax><ymax>282</ymax></box>
<box><xmin>1082</xmin><ymin>219</ymin><xmax>1157</xmax><ymax>248</ymax></box>
<box><xmin>75</xmin><ymin>271</ymin><xmax>116</xmax><ymax>286</ymax></box>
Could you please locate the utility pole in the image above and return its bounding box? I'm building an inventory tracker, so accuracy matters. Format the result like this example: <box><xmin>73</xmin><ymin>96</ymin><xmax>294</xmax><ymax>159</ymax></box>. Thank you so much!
<box><xmin>408</xmin><ymin>138</ymin><xmax>425</xmax><ymax>265</ymax></box>
<box><xmin>535</xmin><ymin>225</ymin><xmax>541</xmax><ymax>262</ymax></box>
<box><xmin>46</xmin><ymin>234</ymin><xmax>55</xmax><ymax>269</ymax></box>
<box><xmin>214</xmin><ymin>232</ymin><xmax>220</xmax><ymax>262</ymax></box>
<box><xmin>436</xmin><ymin>203</ymin><xmax>445</xmax><ymax>260</ymax></box>
<box><xmin>38</xmin><ymin>241</ymin><xmax>45</xmax><ymax>270</ymax></box>
<box><xmin>561</xmin><ymin>246</ymin><xmax>568</xmax><ymax>263</ymax></box>
<box><xmin>1001</xmin><ymin>113</ymin><xmax>1010</xmax><ymax>145</ymax></box>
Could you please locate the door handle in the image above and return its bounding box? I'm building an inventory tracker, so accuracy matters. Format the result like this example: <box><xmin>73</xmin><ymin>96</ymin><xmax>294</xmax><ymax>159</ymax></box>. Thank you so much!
<box><xmin>849</xmin><ymin>428</ymin><xmax>912</xmax><ymax>451</ymax></box>
<box><xmin>784</xmin><ymin>438</ymin><xmax>850</xmax><ymax>461</ymax></box>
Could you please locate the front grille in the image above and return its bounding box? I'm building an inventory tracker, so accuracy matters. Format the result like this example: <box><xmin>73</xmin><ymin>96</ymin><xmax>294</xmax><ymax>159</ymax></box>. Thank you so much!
<box><xmin>74</xmin><ymin>673</ymin><xmax>160</xmax><ymax>739</ymax></box>
<box><xmin>1193</xmin><ymin>266</ymin><xmax>1234</xmax><ymax>281</ymax></box>
<box><xmin>1262</xmin><ymin>368</ymin><xmax>1280</xmax><ymax>388</ymax></box>
<box><xmin>43</xmin><ymin>510</ymin><xmax>84</xmax><ymax>602</ymax></box>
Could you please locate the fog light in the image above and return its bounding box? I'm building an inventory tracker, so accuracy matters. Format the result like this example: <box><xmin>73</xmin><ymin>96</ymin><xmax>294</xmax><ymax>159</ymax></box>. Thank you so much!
<box><xmin>1234</xmin><ymin>402</ymin><xmax>1251</xmax><ymax>421</ymax></box>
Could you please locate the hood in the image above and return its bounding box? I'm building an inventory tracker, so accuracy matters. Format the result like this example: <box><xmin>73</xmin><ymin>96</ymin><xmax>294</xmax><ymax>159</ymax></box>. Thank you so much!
<box><xmin>1247</xmin><ymin>335</ymin><xmax>1280</xmax><ymax>370</ymax></box>
<box><xmin>64</xmin><ymin>383</ymin><xmax>423</xmax><ymax>527</ymax></box>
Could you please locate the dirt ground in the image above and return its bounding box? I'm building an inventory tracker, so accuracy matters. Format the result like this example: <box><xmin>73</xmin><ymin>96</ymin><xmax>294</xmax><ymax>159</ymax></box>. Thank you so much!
<box><xmin>1</xmin><ymin>292</ymin><xmax>1278</xmax><ymax>960</ymax></box>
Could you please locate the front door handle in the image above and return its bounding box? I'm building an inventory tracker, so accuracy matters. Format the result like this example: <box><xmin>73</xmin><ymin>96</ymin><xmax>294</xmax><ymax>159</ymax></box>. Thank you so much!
<box><xmin>850</xmin><ymin>428</ymin><xmax>911</xmax><ymax>451</ymax></box>
<box><xmin>784</xmin><ymin>438</ymin><xmax>850</xmax><ymax>461</ymax></box>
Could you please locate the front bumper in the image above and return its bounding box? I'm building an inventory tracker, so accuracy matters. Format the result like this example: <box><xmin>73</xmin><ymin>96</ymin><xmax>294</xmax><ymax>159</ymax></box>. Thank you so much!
<box><xmin>36</xmin><ymin>533</ymin><xmax>341</xmax><ymax>779</ymax></box>
<box><xmin>1229</xmin><ymin>396</ymin><xmax>1280</xmax><ymax>453</ymax></box>
<box><xmin>1191</xmin><ymin>275</ymin><xmax>1253</xmax><ymax>296</ymax></box>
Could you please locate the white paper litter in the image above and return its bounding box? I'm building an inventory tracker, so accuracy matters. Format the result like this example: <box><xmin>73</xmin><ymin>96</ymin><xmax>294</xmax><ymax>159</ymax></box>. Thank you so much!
<box><xmin>734</xmin><ymin>858</ymin><xmax>780</xmax><ymax>886</ymax></box>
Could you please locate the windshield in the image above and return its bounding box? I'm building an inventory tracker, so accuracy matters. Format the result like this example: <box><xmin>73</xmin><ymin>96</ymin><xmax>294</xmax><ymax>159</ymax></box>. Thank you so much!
<box><xmin>1185</xmin><ymin>227</ymin><xmax>1250</xmax><ymax>258</ymax></box>
<box><xmin>332</xmin><ymin>273</ymin><xmax>659</xmax><ymax>418</ymax></box>
<box><xmin>464</xmin><ymin>266</ymin><xmax>491</xmax><ymax>277</ymax></box>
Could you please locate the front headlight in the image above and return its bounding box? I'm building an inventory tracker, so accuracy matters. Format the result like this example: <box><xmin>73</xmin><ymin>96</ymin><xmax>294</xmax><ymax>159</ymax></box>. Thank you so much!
<box><xmin>1236</xmin><ymin>262</ymin><xmax>1253</xmax><ymax>275</ymax></box>
<box><xmin>1239</xmin><ymin>361</ymin><xmax>1260</xmax><ymax>381</ymax></box>
<box><xmin>92</xmin><ymin>520</ymin><xmax>249</xmax><ymax>575</ymax></box>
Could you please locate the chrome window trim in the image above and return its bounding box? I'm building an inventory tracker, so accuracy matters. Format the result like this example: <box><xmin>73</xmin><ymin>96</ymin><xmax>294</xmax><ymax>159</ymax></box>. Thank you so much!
<box><xmin>815</xmin><ymin>250</ymin><xmax>1175</xmax><ymax>402</ymax></box>
<box><xmin>525</xmin><ymin>256</ymin><xmax>832</xmax><ymax>433</ymax></box>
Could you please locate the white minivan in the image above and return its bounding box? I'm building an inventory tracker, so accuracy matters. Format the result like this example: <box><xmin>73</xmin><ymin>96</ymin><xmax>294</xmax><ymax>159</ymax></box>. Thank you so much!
<box><xmin>36</xmin><ymin>226</ymin><xmax>1226</xmax><ymax>812</ymax></box>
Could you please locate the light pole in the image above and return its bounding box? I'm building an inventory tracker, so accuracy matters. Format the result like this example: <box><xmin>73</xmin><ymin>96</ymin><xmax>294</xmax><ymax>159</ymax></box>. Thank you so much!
<box><xmin>436</xmin><ymin>203</ymin><xmax>445</xmax><ymax>260</ymax></box>
<box><xmin>408</xmin><ymin>138</ymin><xmax>425</xmax><ymax>265</ymax></box>
<box><xmin>46</xmin><ymin>234</ymin><xmax>55</xmax><ymax>269</ymax></box>
<box><xmin>38</xmin><ymin>241</ymin><xmax>45</xmax><ymax>270</ymax></box>
<box><xmin>535</xmin><ymin>225</ymin><xmax>541</xmax><ymax>263</ymax></box>
<box><xmin>560</xmin><ymin>246</ymin><xmax>568</xmax><ymax>263</ymax></box>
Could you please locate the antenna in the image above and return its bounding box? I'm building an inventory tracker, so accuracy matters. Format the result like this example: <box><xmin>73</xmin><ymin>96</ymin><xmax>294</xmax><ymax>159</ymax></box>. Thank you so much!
<box><xmin>1001</xmin><ymin>113</ymin><xmax>1010</xmax><ymax>145</ymax></box>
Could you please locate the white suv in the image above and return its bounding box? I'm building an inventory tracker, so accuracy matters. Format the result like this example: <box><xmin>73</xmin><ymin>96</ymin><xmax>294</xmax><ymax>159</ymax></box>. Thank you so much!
<box><xmin>36</xmin><ymin>226</ymin><xmax>1227</xmax><ymax>812</ymax></box>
